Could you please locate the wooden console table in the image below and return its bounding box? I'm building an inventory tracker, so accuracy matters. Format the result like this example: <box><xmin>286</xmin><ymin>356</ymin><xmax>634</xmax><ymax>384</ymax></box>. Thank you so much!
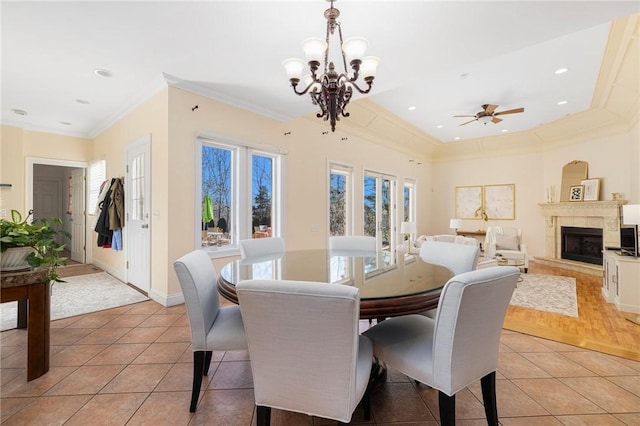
<box><xmin>1</xmin><ymin>268</ymin><xmax>50</xmax><ymax>381</ymax></box>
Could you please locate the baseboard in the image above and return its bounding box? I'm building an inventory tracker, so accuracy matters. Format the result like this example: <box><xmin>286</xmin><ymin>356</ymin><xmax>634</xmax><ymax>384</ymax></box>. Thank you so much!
<box><xmin>91</xmin><ymin>259</ymin><xmax>126</xmax><ymax>282</ymax></box>
<box><xmin>148</xmin><ymin>288</ymin><xmax>184</xmax><ymax>307</ymax></box>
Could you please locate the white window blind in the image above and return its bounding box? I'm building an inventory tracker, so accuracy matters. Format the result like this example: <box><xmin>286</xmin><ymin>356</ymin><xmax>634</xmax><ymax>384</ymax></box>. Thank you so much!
<box><xmin>88</xmin><ymin>160</ymin><xmax>106</xmax><ymax>214</ymax></box>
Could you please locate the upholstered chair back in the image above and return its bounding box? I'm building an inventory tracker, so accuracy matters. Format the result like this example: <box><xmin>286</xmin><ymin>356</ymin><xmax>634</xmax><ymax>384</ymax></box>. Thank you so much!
<box><xmin>431</xmin><ymin>267</ymin><xmax>519</xmax><ymax>395</ymax></box>
<box><xmin>329</xmin><ymin>235</ymin><xmax>377</xmax><ymax>252</ymax></box>
<box><xmin>173</xmin><ymin>250</ymin><xmax>221</xmax><ymax>350</ymax></box>
<box><xmin>239</xmin><ymin>236</ymin><xmax>285</xmax><ymax>260</ymax></box>
<box><xmin>419</xmin><ymin>240</ymin><xmax>480</xmax><ymax>275</ymax></box>
<box><xmin>236</xmin><ymin>279</ymin><xmax>372</xmax><ymax>424</ymax></box>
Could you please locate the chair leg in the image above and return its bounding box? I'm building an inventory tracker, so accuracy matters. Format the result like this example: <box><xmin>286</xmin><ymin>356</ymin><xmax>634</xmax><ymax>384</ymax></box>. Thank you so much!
<box><xmin>257</xmin><ymin>405</ymin><xmax>271</xmax><ymax>426</ymax></box>
<box><xmin>362</xmin><ymin>384</ymin><xmax>371</xmax><ymax>421</ymax></box>
<box><xmin>438</xmin><ymin>391</ymin><xmax>456</xmax><ymax>426</ymax></box>
<box><xmin>480</xmin><ymin>372</ymin><xmax>498</xmax><ymax>426</ymax></box>
<box><xmin>203</xmin><ymin>351</ymin><xmax>213</xmax><ymax>376</ymax></box>
<box><xmin>190</xmin><ymin>351</ymin><xmax>206</xmax><ymax>412</ymax></box>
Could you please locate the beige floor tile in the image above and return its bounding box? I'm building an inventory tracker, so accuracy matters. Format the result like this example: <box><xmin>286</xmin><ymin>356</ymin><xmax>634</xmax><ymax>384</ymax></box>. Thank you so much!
<box><xmin>555</xmin><ymin>413</ymin><xmax>627</xmax><ymax>425</ymax></box>
<box><xmin>44</xmin><ymin>364</ymin><xmax>125</xmax><ymax>396</ymax></box>
<box><xmin>49</xmin><ymin>327</ymin><xmax>94</xmax><ymax>345</ymax></box>
<box><xmin>50</xmin><ymin>343</ymin><xmax>109</xmax><ymax>366</ymax></box>
<box><xmin>75</xmin><ymin>327</ymin><xmax>133</xmax><ymax>344</ymax></box>
<box><xmin>65</xmin><ymin>313</ymin><xmax>120</xmax><ymax>328</ymax></box>
<box><xmin>511</xmin><ymin>378</ymin><xmax>604</xmax><ymax>415</ymax></box>
<box><xmin>115</xmin><ymin>326</ymin><xmax>169</xmax><ymax>344</ymax></box>
<box><xmin>468</xmin><ymin>379</ymin><xmax>549</xmax><ymax>418</ymax></box>
<box><xmin>190</xmin><ymin>389</ymin><xmax>258</xmax><ymax>425</ymax></box>
<box><xmin>126</xmin><ymin>390</ymin><xmax>196</xmax><ymax>426</ymax></box>
<box><xmin>497</xmin><ymin>352</ymin><xmax>553</xmax><ymax>379</ymax></box>
<box><xmin>520</xmin><ymin>352</ymin><xmax>597</xmax><ymax>377</ymax></box>
<box><xmin>373</xmin><ymin>382</ymin><xmax>434</xmax><ymax>423</ymax></box>
<box><xmin>208</xmin><ymin>360</ymin><xmax>254</xmax><ymax>389</ymax></box>
<box><xmin>0</xmin><ymin>397</ymin><xmax>36</xmax><ymax>423</ymax></box>
<box><xmin>155</xmin><ymin>361</ymin><xmax>216</xmax><ymax>392</ymax></box>
<box><xmin>561</xmin><ymin>377</ymin><xmax>640</xmax><ymax>413</ymax></box>
<box><xmin>1</xmin><ymin>366</ymin><xmax>77</xmax><ymax>398</ymax></box>
<box><xmin>613</xmin><ymin>412</ymin><xmax>640</xmax><ymax>425</ymax></box>
<box><xmin>500</xmin><ymin>334</ymin><xmax>558</xmax><ymax>352</ymax></box>
<box><xmin>606</xmin><ymin>375</ymin><xmax>640</xmax><ymax>397</ymax></box>
<box><xmin>100</xmin><ymin>363</ymin><xmax>172</xmax><ymax>393</ymax></box>
<box><xmin>83</xmin><ymin>342</ymin><xmax>149</xmax><ymax>365</ymax></box>
<box><xmin>138</xmin><ymin>313</ymin><xmax>182</xmax><ymax>327</ymax></box>
<box><xmin>1</xmin><ymin>395</ymin><xmax>92</xmax><ymax>426</ymax></box>
<box><xmin>132</xmin><ymin>341</ymin><xmax>190</xmax><ymax>364</ymax></box>
<box><xmin>561</xmin><ymin>351</ymin><xmax>640</xmax><ymax>376</ymax></box>
<box><xmin>103</xmin><ymin>313</ymin><xmax>151</xmax><ymax>328</ymax></box>
<box><xmin>64</xmin><ymin>392</ymin><xmax>149</xmax><ymax>426</ymax></box>
<box><xmin>155</xmin><ymin>326</ymin><xmax>191</xmax><ymax>343</ymax></box>
<box><xmin>500</xmin><ymin>416</ymin><xmax>564</xmax><ymax>425</ymax></box>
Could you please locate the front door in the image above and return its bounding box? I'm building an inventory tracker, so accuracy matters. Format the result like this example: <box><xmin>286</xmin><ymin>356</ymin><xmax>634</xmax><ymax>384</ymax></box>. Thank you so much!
<box><xmin>125</xmin><ymin>136</ymin><xmax>151</xmax><ymax>293</ymax></box>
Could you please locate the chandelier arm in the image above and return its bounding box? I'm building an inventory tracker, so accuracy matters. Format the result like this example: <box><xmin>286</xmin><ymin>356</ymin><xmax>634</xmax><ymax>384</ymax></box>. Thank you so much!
<box><xmin>349</xmin><ymin>80</ymin><xmax>373</xmax><ymax>95</ymax></box>
<box><xmin>290</xmin><ymin>80</ymin><xmax>318</xmax><ymax>96</ymax></box>
<box><xmin>337</xmin><ymin>23</ymin><xmax>349</xmax><ymax>74</ymax></box>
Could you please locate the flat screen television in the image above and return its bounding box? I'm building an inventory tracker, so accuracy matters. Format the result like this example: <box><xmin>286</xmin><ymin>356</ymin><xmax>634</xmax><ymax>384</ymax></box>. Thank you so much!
<box><xmin>620</xmin><ymin>225</ymin><xmax>638</xmax><ymax>257</ymax></box>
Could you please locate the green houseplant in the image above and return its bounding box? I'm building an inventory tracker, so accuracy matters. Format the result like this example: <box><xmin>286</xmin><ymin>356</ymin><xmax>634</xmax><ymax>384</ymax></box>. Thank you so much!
<box><xmin>0</xmin><ymin>209</ymin><xmax>71</xmax><ymax>282</ymax></box>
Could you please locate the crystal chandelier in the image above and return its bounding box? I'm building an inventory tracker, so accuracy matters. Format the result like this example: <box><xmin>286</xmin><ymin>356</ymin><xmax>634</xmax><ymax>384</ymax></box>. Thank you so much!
<box><xmin>282</xmin><ymin>0</ymin><xmax>380</xmax><ymax>132</ymax></box>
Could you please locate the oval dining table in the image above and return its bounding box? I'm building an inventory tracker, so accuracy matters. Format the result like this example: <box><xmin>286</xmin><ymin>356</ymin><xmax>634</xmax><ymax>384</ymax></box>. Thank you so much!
<box><xmin>217</xmin><ymin>249</ymin><xmax>454</xmax><ymax>320</ymax></box>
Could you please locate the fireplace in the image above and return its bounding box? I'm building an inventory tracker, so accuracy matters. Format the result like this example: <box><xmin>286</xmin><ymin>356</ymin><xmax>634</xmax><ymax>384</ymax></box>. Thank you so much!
<box><xmin>561</xmin><ymin>226</ymin><xmax>603</xmax><ymax>265</ymax></box>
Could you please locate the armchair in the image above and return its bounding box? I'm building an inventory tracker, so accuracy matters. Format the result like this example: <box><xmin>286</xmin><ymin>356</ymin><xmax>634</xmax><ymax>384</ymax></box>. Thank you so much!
<box><xmin>484</xmin><ymin>226</ymin><xmax>528</xmax><ymax>272</ymax></box>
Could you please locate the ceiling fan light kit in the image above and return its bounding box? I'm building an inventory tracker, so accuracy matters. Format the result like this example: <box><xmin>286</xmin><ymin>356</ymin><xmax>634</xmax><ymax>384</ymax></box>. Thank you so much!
<box><xmin>454</xmin><ymin>104</ymin><xmax>525</xmax><ymax>126</ymax></box>
<box><xmin>282</xmin><ymin>0</ymin><xmax>380</xmax><ymax>132</ymax></box>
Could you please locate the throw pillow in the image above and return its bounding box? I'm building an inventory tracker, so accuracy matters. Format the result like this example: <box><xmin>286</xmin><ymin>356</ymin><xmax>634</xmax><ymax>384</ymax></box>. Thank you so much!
<box><xmin>415</xmin><ymin>235</ymin><xmax>428</xmax><ymax>248</ymax></box>
<box><xmin>495</xmin><ymin>235</ymin><xmax>519</xmax><ymax>250</ymax></box>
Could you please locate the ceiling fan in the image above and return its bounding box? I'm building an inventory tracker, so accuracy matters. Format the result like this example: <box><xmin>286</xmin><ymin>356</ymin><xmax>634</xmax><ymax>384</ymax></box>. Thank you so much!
<box><xmin>454</xmin><ymin>104</ymin><xmax>525</xmax><ymax>126</ymax></box>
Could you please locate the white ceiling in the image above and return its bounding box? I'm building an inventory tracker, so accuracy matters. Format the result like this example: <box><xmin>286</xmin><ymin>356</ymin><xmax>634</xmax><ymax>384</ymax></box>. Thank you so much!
<box><xmin>2</xmin><ymin>1</ymin><xmax>638</xmax><ymax>142</ymax></box>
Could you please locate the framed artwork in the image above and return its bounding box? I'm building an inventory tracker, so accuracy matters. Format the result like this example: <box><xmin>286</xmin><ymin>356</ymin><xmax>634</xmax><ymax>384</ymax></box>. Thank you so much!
<box><xmin>581</xmin><ymin>178</ymin><xmax>600</xmax><ymax>201</ymax></box>
<box><xmin>455</xmin><ymin>186</ymin><xmax>483</xmax><ymax>219</ymax></box>
<box><xmin>484</xmin><ymin>184</ymin><xmax>515</xmax><ymax>220</ymax></box>
<box><xmin>569</xmin><ymin>185</ymin><xmax>584</xmax><ymax>201</ymax></box>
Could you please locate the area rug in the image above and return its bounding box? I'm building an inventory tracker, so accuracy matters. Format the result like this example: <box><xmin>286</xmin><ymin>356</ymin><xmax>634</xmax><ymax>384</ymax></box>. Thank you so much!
<box><xmin>509</xmin><ymin>273</ymin><xmax>578</xmax><ymax>317</ymax></box>
<box><xmin>1</xmin><ymin>272</ymin><xmax>149</xmax><ymax>331</ymax></box>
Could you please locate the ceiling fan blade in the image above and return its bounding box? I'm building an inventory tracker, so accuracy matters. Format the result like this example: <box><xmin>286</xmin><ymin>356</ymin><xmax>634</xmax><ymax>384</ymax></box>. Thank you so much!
<box><xmin>484</xmin><ymin>104</ymin><xmax>499</xmax><ymax>114</ymax></box>
<box><xmin>492</xmin><ymin>117</ymin><xmax>503</xmax><ymax>124</ymax></box>
<box><xmin>494</xmin><ymin>107</ymin><xmax>524</xmax><ymax>116</ymax></box>
<box><xmin>453</xmin><ymin>115</ymin><xmax>476</xmax><ymax>118</ymax></box>
<box><xmin>458</xmin><ymin>118</ymin><xmax>477</xmax><ymax>126</ymax></box>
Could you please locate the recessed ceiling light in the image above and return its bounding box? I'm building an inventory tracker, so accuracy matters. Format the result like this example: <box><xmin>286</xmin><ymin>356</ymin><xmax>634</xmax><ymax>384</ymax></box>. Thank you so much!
<box><xmin>12</xmin><ymin>108</ymin><xmax>27</xmax><ymax>115</ymax></box>
<box><xmin>408</xmin><ymin>106</ymin><xmax>416</xmax><ymax>111</ymax></box>
<box><xmin>94</xmin><ymin>68</ymin><xmax>113</xmax><ymax>78</ymax></box>
<box><xmin>59</xmin><ymin>121</ymin><xmax>72</xmax><ymax>126</ymax></box>
<box><xmin>75</xmin><ymin>99</ymin><xmax>90</xmax><ymax>104</ymax></box>
<box><xmin>454</xmin><ymin>137</ymin><xmax>460</xmax><ymax>140</ymax></box>
<box><xmin>554</xmin><ymin>68</ymin><xmax>569</xmax><ymax>74</ymax></box>
<box><xmin>459</xmin><ymin>73</ymin><xmax>469</xmax><ymax>79</ymax></box>
<box><xmin>501</xmin><ymin>129</ymin><xmax>508</xmax><ymax>133</ymax></box>
<box><xmin>557</xmin><ymin>100</ymin><xmax>568</xmax><ymax>105</ymax></box>
<box><xmin>436</xmin><ymin>125</ymin><xmax>443</xmax><ymax>129</ymax></box>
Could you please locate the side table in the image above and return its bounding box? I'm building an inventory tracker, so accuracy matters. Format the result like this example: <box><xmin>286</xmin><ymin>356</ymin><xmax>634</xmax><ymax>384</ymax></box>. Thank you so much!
<box><xmin>1</xmin><ymin>268</ymin><xmax>50</xmax><ymax>381</ymax></box>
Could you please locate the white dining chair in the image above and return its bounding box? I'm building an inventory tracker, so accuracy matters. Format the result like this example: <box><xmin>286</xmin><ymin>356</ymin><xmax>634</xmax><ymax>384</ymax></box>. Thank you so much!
<box><xmin>239</xmin><ymin>236</ymin><xmax>285</xmax><ymax>260</ymax></box>
<box><xmin>363</xmin><ymin>266</ymin><xmax>520</xmax><ymax>426</ymax></box>
<box><xmin>173</xmin><ymin>250</ymin><xmax>247</xmax><ymax>412</ymax></box>
<box><xmin>236</xmin><ymin>279</ymin><xmax>373</xmax><ymax>425</ymax></box>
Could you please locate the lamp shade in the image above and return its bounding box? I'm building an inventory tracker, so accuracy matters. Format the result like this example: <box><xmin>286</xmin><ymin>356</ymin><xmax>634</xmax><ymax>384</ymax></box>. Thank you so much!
<box><xmin>282</xmin><ymin>58</ymin><xmax>306</xmax><ymax>80</ymax></box>
<box><xmin>342</xmin><ymin>37</ymin><xmax>368</xmax><ymax>62</ymax></box>
<box><xmin>623</xmin><ymin>204</ymin><xmax>640</xmax><ymax>225</ymax></box>
<box><xmin>449</xmin><ymin>219</ymin><xmax>463</xmax><ymax>230</ymax></box>
<box><xmin>301</xmin><ymin>37</ymin><xmax>327</xmax><ymax>63</ymax></box>
<box><xmin>400</xmin><ymin>221</ymin><xmax>416</xmax><ymax>234</ymax></box>
<box><xmin>361</xmin><ymin>56</ymin><xmax>381</xmax><ymax>79</ymax></box>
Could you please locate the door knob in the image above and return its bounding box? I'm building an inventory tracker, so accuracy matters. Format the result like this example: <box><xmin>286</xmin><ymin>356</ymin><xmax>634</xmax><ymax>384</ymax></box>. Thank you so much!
<box><xmin>141</xmin><ymin>224</ymin><xmax>149</xmax><ymax>229</ymax></box>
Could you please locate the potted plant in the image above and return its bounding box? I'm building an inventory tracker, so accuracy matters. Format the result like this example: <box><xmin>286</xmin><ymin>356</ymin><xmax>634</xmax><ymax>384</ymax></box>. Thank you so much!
<box><xmin>0</xmin><ymin>209</ymin><xmax>71</xmax><ymax>282</ymax></box>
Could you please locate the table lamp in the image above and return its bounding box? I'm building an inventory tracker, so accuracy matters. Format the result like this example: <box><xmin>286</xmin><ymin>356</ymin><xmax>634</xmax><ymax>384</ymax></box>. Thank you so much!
<box><xmin>400</xmin><ymin>221</ymin><xmax>417</xmax><ymax>251</ymax></box>
<box><xmin>449</xmin><ymin>218</ymin><xmax>463</xmax><ymax>233</ymax></box>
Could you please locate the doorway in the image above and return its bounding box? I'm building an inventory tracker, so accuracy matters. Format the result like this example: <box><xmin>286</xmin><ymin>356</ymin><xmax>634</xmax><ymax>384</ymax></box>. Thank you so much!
<box><xmin>27</xmin><ymin>158</ymin><xmax>88</xmax><ymax>265</ymax></box>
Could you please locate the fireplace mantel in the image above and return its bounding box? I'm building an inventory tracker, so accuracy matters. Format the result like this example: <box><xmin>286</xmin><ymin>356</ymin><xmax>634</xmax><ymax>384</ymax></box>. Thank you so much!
<box><xmin>537</xmin><ymin>200</ymin><xmax>627</xmax><ymax>275</ymax></box>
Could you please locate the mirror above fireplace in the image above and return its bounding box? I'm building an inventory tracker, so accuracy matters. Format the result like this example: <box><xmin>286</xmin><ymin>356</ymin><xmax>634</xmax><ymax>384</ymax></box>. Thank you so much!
<box><xmin>560</xmin><ymin>160</ymin><xmax>588</xmax><ymax>202</ymax></box>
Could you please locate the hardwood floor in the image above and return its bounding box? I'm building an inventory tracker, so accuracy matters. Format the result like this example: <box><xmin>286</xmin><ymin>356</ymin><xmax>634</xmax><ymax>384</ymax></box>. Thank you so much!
<box><xmin>505</xmin><ymin>262</ymin><xmax>640</xmax><ymax>361</ymax></box>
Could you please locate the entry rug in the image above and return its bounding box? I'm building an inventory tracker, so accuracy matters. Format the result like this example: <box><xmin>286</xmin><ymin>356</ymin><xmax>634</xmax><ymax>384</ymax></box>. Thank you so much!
<box><xmin>1</xmin><ymin>272</ymin><xmax>149</xmax><ymax>331</ymax></box>
<box><xmin>509</xmin><ymin>273</ymin><xmax>578</xmax><ymax>317</ymax></box>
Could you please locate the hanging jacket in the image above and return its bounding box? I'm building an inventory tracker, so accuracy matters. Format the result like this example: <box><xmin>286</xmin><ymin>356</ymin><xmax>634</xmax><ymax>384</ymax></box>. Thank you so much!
<box><xmin>108</xmin><ymin>177</ymin><xmax>125</xmax><ymax>230</ymax></box>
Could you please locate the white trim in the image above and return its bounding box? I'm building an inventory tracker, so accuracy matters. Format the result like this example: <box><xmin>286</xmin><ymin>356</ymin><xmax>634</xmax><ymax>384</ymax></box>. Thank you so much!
<box><xmin>197</xmin><ymin>132</ymin><xmax>288</xmax><ymax>155</ymax></box>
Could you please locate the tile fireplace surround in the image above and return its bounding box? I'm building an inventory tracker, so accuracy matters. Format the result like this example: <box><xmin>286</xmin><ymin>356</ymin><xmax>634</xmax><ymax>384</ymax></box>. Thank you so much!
<box><xmin>538</xmin><ymin>200</ymin><xmax>627</xmax><ymax>275</ymax></box>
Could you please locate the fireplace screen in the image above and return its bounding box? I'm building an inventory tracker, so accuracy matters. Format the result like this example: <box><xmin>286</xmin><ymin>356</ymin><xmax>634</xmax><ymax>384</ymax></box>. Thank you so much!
<box><xmin>561</xmin><ymin>226</ymin><xmax>603</xmax><ymax>265</ymax></box>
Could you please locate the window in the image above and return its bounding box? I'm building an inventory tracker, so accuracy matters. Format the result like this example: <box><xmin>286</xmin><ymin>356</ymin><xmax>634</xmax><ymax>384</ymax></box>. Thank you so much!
<box><xmin>403</xmin><ymin>179</ymin><xmax>416</xmax><ymax>223</ymax></box>
<box><xmin>198</xmin><ymin>137</ymin><xmax>283</xmax><ymax>255</ymax></box>
<box><xmin>88</xmin><ymin>159</ymin><xmax>106</xmax><ymax>214</ymax></box>
<box><xmin>364</xmin><ymin>171</ymin><xmax>397</xmax><ymax>250</ymax></box>
<box><xmin>329</xmin><ymin>163</ymin><xmax>353</xmax><ymax>236</ymax></box>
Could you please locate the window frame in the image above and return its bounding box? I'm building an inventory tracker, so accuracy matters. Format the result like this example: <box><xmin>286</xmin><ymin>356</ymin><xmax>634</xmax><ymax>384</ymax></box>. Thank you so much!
<box><xmin>196</xmin><ymin>136</ymin><xmax>284</xmax><ymax>258</ymax></box>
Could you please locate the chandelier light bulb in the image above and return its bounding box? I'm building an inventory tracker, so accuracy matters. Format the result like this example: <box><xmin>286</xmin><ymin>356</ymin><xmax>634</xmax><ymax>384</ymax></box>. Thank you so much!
<box><xmin>302</xmin><ymin>37</ymin><xmax>327</xmax><ymax>63</ymax></box>
<box><xmin>342</xmin><ymin>36</ymin><xmax>368</xmax><ymax>62</ymax></box>
<box><xmin>361</xmin><ymin>56</ymin><xmax>381</xmax><ymax>79</ymax></box>
<box><xmin>282</xmin><ymin>58</ymin><xmax>306</xmax><ymax>81</ymax></box>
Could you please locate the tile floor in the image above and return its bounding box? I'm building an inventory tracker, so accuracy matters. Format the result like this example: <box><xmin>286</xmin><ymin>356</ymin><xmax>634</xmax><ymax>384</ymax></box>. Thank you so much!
<box><xmin>2</xmin><ymin>298</ymin><xmax>640</xmax><ymax>425</ymax></box>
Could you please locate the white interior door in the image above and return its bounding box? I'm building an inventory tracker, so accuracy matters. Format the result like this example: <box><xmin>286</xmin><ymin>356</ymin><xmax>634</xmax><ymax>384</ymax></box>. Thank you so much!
<box><xmin>70</xmin><ymin>168</ymin><xmax>85</xmax><ymax>263</ymax></box>
<box><xmin>126</xmin><ymin>136</ymin><xmax>151</xmax><ymax>293</ymax></box>
<box><xmin>33</xmin><ymin>180</ymin><xmax>61</xmax><ymax>222</ymax></box>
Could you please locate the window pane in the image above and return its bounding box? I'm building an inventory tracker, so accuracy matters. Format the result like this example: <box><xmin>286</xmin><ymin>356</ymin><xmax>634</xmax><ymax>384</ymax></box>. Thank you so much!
<box><xmin>130</xmin><ymin>154</ymin><xmax>145</xmax><ymax>220</ymax></box>
<box><xmin>251</xmin><ymin>154</ymin><xmax>273</xmax><ymax>238</ymax></box>
<box><xmin>202</xmin><ymin>144</ymin><xmax>232</xmax><ymax>247</ymax></box>
<box><xmin>381</xmin><ymin>178</ymin><xmax>391</xmax><ymax>249</ymax></box>
<box><xmin>330</xmin><ymin>172</ymin><xmax>347</xmax><ymax>236</ymax></box>
<box><xmin>363</xmin><ymin>176</ymin><xmax>376</xmax><ymax>238</ymax></box>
